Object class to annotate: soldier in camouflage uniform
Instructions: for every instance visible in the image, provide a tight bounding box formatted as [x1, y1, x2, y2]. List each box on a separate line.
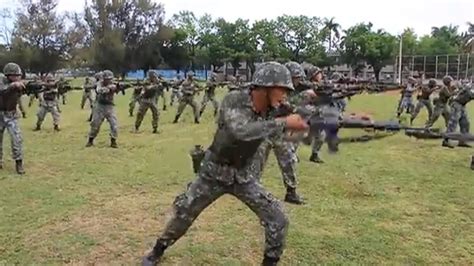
[86, 70, 120, 148]
[330, 73, 347, 113]
[256, 61, 306, 205]
[0, 63, 26, 174]
[199, 72, 220, 117]
[170, 74, 183, 106]
[134, 71, 162, 134]
[307, 66, 326, 163]
[410, 79, 437, 125]
[81, 77, 95, 109]
[173, 71, 201, 124]
[425, 76, 457, 129]
[57, 77, 68, 105]
[142, 62, 308, 266]
[157, 73, 168, 111]
[396, 77, 417, 117]
[34, 74, 61, 131]
[129, 81, 143, 117]
[442, 82, 474, 148]
[87, 72, 102, 122]
[28, 74, 41, 107]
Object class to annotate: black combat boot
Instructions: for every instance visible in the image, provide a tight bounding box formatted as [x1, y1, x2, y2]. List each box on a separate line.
[194, 117, 200, 124]
[110, 138, 118, 148]
[129, 111, 134, 117]
[442, 139, 455, 149]
[135, 125, 140, 133]
[15, 160, 25, 175]
[86, 137, 94, 147]
[163, 105, 167, 111]
[309, 153, 324, 164]
[33, 123, 41, 131]
[410, 117, 415, 125]
[152, 128, 158, 134]
[471, 156, 474, 170]
[22, 112, 26, 118]
[199, 110, 204, 117]
[54, 125, 61, 132]
[142, 242, 167, 266]
[173, 115, 180, 124]
[284, 188, 305, 205]
[262, 256, 279, 266]
[458, 142, 472, 148]
[0, 162, 3, 169]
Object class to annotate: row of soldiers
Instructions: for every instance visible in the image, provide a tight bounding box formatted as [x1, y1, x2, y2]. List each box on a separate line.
[397, 75, 474, 148]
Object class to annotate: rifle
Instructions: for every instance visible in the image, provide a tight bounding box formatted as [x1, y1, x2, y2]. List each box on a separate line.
[405, 129, 474, 142]
[22, 81, 58, 96]
[115, 82, 133, 95]
[271, 103, 430, 144]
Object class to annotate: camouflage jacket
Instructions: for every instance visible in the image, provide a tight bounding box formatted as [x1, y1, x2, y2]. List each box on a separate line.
[453, 85, 474, 106]
[401, 84, 416, 98]
[96, 82, 117, 105]
[180, 78, 199, 97]
[438, 86, 457, 104]
[0, 77, 22, 112]
[202, 90, 286, 185]
[419, 86, 437, 100]
[140, 80, 162, 103]
[205, 81, 218, 96]
[83, 80, 96, 93]
[41, 85, 58, 102]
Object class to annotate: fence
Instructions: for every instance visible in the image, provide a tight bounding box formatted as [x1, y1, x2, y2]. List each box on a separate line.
[395, 53, 473, 80]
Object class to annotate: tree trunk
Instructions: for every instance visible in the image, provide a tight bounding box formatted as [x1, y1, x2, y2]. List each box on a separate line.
[373, 66, 381, 82]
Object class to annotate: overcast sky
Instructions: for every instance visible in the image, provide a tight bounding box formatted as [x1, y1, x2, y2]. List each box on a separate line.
[2, 0, 473, 36]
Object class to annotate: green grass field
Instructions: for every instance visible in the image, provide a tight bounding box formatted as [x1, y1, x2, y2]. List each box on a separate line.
[0, 78, 473, 265]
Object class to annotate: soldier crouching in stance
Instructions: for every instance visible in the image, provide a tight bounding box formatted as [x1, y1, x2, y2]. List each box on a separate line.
[142, 62, 308, 266]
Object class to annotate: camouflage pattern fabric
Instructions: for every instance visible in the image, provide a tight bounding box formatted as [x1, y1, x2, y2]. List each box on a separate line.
[175, 79, 200, 120]
[0, 78, 23, 162]
[37, 101, 61, 126]
[151, 90, 288, 261]
[89, 104, 118, 139]
[81, 79, 96, 109]
[0, 112, 23, 162]
[446, 102, 470, 137]
[200, 82, 219, 116]
[135, 82, 162, 130]
[397, 96, 414, 114]
[129, 89, 141, 115]
[411, 99, 433, 122]
[260, 138, 298, 189]
[425, 102, 450, 128]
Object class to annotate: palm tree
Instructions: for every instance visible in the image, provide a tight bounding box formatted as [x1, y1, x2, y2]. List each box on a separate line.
[323, 17, 341, 52]
[462, 22, 474, 53]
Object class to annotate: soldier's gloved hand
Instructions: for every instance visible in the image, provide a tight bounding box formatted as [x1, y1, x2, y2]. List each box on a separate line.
[278, 114, 308, 131]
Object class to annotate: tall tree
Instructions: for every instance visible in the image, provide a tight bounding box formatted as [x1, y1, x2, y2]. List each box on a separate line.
[12, 0, 69, 73]
[0, 8, 13, 46]
[322, 17, 341, 51]
[462, 22, 474, 53]
[340, 23, 397, 81]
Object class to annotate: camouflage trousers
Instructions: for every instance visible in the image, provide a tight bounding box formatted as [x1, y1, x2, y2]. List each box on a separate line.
[397, 96, 414, 114]
[170, 89, 181, 106]
[199, 94, 219, 115]
[425, 102, 450, 128]
[81, 91, 94, 109]
[156, 175, 288, 260]
[158, 92, 167, 110]
[135, 100, 160, 130]
[89, 104, 118, 139]
[446, 102, 470, 136]
[411, 99, 433, 121]
[129, 94, 140, 115]
[0, 112, 23, 162]
[260, 139, 298, 190]
[335, 99, 347, 113]
[37, 101, 60, 126]
[176, 95, 199, 120]
[59, 93, 67, 105]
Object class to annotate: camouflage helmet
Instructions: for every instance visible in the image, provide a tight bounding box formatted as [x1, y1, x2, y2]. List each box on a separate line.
[187, 71, 194, 77]
[148, 70, 158, 79]
[102, 70, 114, 80]
[428, 79, 437, 87]
[284, 61, 305, 78]
[330, 72, 342, 81]
[251, 61, 294, 91]
[442, 75, 453, 85]
[95, 72, 103, 80]
[307, 66, 322, 79]
[3, 62, 22, 76]
[45, 74, 55, 82]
